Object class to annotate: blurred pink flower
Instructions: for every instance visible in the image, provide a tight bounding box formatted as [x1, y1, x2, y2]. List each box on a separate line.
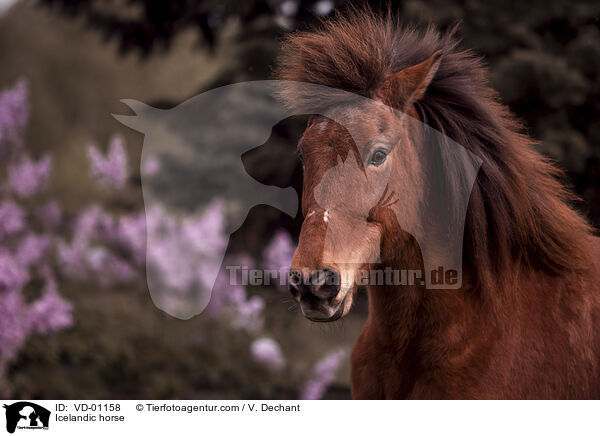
[0, 79, 28, 151]
[0, 200, 25, 238]
[86, 247, 110, 273]
[8, 154, 52, 197]
[37, 201, 62, 228]
[233, 253, 256, 270]
[0, 80, 72, 370]
[250, 337, 286, 370]
[141, 155, 160, 177]
[232, 296, 265, 332]
[182, 200, 227, 257]
[15, 233, 52, 267]
[73, 206, 115, 243]
[263, 230, 295, 272]
[205, 269, 245, 316]
[146, 233, 197, 291]
[107, 256, 134, 281]
[116, 212, 147, 264]
[205, 264, 264, 329]
[300, 349, 346, 400]
[0, 290, 30, 358]
[0, 270, 72, 359]
[56, 205, 139, 285]
[57, 240, 86, 277]
[263, 231, 296, 290]
[87, 135, 128, 188]
[145, 200, 229, 309]
[27, 274, 72, 335]
[0, 249, 29, 291]
[57, 206, 114, 276]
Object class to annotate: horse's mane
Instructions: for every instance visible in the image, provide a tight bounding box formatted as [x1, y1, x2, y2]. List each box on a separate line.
[276, 9, 596, 290]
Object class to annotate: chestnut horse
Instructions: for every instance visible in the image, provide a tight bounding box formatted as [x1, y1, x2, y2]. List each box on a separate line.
[278, 11, 600, 399]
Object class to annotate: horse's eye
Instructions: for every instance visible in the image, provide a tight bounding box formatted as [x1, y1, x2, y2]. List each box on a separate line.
[369, 149, 388, 167]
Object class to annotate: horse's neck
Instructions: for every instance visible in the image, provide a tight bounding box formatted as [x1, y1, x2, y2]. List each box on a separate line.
[365, 262, 484, 361]
[366, 282, 423, 350]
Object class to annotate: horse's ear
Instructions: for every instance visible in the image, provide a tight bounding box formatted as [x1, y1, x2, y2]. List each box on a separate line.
[379, 50, 443, 109]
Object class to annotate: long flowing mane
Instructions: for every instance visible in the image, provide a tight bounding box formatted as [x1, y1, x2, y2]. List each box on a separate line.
[277, 9, 596, 290]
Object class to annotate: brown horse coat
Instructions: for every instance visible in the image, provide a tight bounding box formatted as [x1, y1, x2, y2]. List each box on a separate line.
[278, 10, 600, 399]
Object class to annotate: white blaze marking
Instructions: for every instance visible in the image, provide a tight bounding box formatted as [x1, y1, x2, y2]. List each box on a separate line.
[306, 209, 330, 223]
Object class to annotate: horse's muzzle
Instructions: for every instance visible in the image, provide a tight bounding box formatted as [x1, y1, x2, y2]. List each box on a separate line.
[288, 268, 344, 322]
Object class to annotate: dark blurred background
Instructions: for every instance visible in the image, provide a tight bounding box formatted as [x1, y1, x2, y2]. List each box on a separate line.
[0, 0, 598, 399]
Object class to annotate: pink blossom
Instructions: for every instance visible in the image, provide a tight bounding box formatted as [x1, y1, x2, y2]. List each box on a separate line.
[145, 200, 229, 306]
[232, 296, 265, 332]
[56, 206, 136, 284]
[182, 200, 227, 257]
[108, 256, 134, 281]
[146, 234, 197, 291]
[15, 233, 52, 267]
[206, 268, 247, 313]
[250, 337, 286, 370]
[37, 201, 62, 228]
[300, 349, 346, 400]
[0, 249, 29, 291]
[205, 269, 244, 316]
[73, 206, 116, 243]
[8, 154, 52, 197]
[0, 200, 25, 238]
[116, 213, 147, 264]
[263, 231, 296, 289]
[57, 206, 115, 277]
[87, 135, 128, 188]
[27, 274, 72, 335]
[263, 231, 296, 272]
[233, 253, 256, 271]
[0, 79, 28, 151]
[0, 81, 73, 369]
[205, 265, 267, 333]
[86, 248, 133, 283]
[0, 290, 30, 358]
[57, 206, 113, 276]
[57, 240, 86, 277]
[141, 155, 160, 176]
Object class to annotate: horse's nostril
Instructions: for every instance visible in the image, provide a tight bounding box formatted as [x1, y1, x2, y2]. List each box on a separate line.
[324, 268, 340, 284]
[289, 270, 302, 285]
[289, 268, 341, 300]
[312, 268, 341, 298]
[288, 269, 303, 299]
